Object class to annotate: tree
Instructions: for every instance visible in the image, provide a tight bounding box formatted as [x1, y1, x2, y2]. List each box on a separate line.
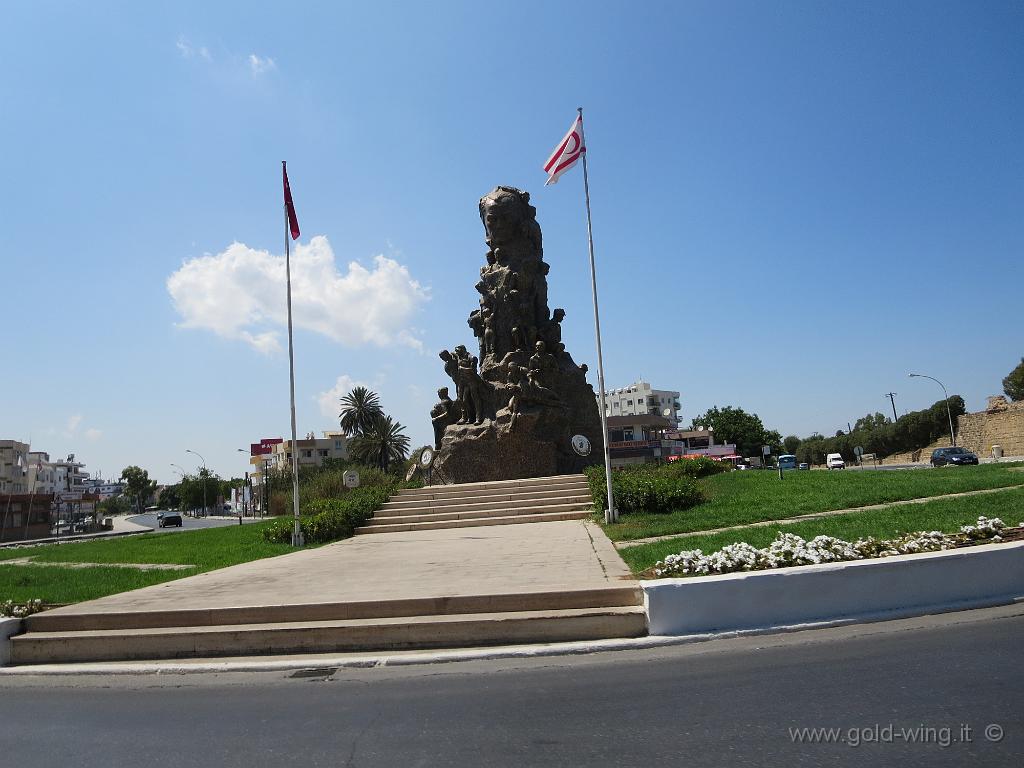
[689, 406, 779, 458]
[854, 413, 890, 433]
[1003, 357, 1024, 401]
[349, 414, 411, 472]
[783, 435, 802, 455]
[119, 466, 157, 515]
[339, 386, 384, 436]
[178, 468, 222, 515]
[157, 485, 180, 510]
[98, 495, 130, 517]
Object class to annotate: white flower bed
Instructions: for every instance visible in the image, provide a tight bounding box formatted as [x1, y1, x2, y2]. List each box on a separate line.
[653, 517, 1014, 578]
[0, 598, 44, 618]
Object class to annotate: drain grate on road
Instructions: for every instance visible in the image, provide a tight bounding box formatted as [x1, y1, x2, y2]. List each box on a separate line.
[289, 667, 339, 680]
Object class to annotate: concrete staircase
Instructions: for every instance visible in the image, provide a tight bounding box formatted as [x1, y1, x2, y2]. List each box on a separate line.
[6, 475, 649, 667]
[356, 474, 594, 534]
[9, 586, 646, 665]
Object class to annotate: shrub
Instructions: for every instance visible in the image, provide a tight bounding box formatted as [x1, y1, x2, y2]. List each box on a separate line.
[662, 456, 730, 479]
[261, 483, 396, 544]
[585, 464, 704, 516]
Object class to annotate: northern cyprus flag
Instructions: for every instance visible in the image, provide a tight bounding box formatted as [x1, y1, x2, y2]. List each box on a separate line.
[543, 115, 586, 185]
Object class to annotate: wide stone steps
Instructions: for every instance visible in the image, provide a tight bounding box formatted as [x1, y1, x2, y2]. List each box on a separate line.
[379, 488, 591, 514]
[356, 473, 595, 535]
[10, 606, 647, 664]
[377, 494, 593, 519]
[393, 474, 591, 500]
[368, 501, 592, 526]
[357, 509, 592, 534]
[11, 585, 645, 665]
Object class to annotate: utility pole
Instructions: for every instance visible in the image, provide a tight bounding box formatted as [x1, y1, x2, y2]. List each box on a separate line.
[885, 392, 898, 422]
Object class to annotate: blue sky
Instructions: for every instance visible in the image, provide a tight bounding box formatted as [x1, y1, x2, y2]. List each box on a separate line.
[2, 1, 1021, 482]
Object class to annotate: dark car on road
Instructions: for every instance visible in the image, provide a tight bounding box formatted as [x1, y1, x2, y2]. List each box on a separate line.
[931, 447, 979, 467]
[157, 511, 184, 528]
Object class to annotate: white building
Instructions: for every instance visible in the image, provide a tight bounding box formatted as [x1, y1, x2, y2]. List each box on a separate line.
[27, 451, 57, 494]
[79, 478, 125, 500]
[600, 379, 681, 426]
[0, 440, 31, 495]
[267, 430, 350, 472]
[50, 455, 90, 497]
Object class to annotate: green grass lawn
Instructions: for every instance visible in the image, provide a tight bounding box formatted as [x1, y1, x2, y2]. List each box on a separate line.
[0, 520, 300, 605]
[619, 485, 1024, 575]
[601, 462, 1024, 542]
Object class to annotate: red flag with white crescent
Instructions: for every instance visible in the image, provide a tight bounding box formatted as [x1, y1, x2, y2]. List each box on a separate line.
[543, 115, 586, 186]
[283, 162, 300, 240]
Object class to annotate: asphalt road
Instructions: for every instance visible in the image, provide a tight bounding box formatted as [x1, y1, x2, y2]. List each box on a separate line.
[2, 604, 1021, 767]
[128, 513, 265, 531]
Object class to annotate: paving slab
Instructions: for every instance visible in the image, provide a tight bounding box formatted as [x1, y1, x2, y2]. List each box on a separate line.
[36, 520, 634, 622]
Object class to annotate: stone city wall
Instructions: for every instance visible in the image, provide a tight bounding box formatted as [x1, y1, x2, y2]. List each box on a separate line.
[880, 396, 1024, 463]
[956, 397, 1024, 458]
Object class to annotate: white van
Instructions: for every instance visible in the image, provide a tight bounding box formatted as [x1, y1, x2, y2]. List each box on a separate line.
[826, 453, 845, 470]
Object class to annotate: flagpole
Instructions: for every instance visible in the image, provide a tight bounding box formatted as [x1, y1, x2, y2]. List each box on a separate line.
[576, 108, 617, 524]
[283, 161, 304, 547]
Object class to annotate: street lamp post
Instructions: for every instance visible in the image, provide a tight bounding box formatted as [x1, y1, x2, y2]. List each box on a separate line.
[186, 449, 208, 517]
[908, 373, 956, 447]
[236, 449, 252, 518]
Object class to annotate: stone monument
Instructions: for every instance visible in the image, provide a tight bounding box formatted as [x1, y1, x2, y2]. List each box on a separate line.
[430, 186, 603, 484]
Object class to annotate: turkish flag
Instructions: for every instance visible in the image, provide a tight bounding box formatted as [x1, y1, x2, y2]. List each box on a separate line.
[283, 163, 300, 240]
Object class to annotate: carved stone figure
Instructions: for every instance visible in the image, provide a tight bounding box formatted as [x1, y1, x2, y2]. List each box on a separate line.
[528, 340, 557, 386]
[482, 311, 496, 356]
[430, 186, 603, 483]
[540, 308, 565, 350]
[430, 387, 458, 448]
[454, 345, 486, 425]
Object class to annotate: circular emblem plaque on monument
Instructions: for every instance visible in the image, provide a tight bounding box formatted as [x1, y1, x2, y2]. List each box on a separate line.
[419, 447, 435, 468]
[571, 434, 592, 457]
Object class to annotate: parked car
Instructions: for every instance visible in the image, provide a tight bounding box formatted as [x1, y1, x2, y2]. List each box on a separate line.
[778, 454, 798, 470]
[826, 453, 845, 470]
[798, 462, 810, 470]
[930, 447, 979, 467]
[157, 511, 183, 528]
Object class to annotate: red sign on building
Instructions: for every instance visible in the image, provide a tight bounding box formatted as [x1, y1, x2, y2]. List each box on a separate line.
[250, 438, 283, 456]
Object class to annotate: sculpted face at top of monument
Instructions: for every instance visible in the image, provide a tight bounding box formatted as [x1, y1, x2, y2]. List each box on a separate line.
[431, 186, 603, 484]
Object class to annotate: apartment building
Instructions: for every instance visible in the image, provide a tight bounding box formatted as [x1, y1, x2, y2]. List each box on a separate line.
[599, 379, 681, 426]
[0, 440, 30, 495]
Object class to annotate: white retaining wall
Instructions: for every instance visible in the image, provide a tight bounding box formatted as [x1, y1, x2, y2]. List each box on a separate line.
[643, 540, 1024, 636]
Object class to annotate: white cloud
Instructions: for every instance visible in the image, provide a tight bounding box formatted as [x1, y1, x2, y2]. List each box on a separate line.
[66, 415, 82, 433]
[176, 36, 211, 61]
[316, 375, 366, 419]
[84, 428, 103, 442]
[167, 236, 429, 354]
[248, 53, 276, 75]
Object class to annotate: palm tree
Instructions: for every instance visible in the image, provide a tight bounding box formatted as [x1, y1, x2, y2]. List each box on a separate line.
[339, 386, 383, 436]
[349, 414, 411, 472]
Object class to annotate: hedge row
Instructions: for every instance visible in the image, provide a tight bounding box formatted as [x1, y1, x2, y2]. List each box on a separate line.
[261, 483, 396, 544]
[585, 458, 725, 516]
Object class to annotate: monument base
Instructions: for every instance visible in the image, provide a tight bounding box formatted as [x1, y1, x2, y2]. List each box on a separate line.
[431, 410, 601, 485]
